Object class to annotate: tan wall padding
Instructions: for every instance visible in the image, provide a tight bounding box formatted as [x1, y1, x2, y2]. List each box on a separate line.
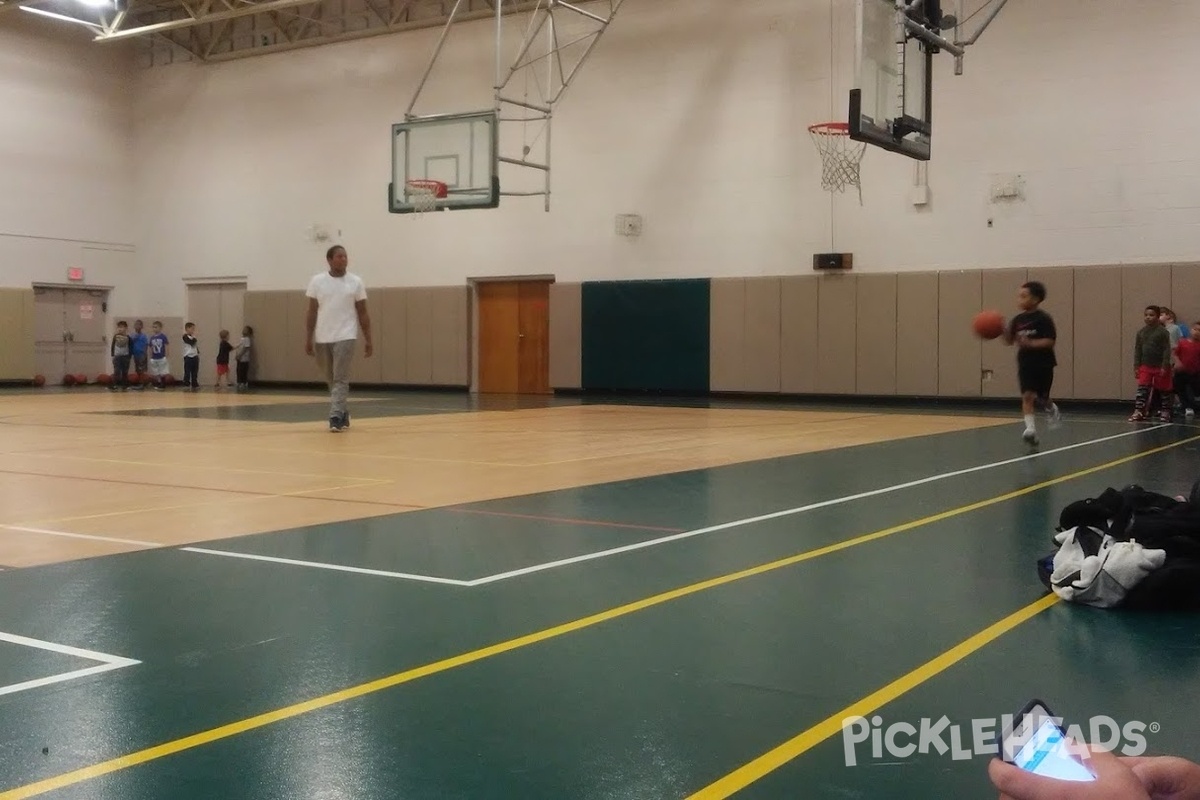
[1072, 266, 1122, 400]
[896, 272, 939, 396]
[1036, 268, 1074, 400]
[243, 291, 287, 382]
[854, 273, 897, 395]
[780, 276, 819, 394]
[1171, 263, 1200, 327]
[286, 292, 315, 382]
[376, 288, 408, 384]
[430, 286, 469, 386]
[245, 286, 469, 387]
[980, 268, 1027, 398]
[709, 278, 745, 392]
[548, 282, 581, 389]
[816, 275, 856, 394]
[0, 289, 35, 380]
[1121, 264, 1172, 398]
[405, 288, 434, 384]
[937, 271, 982, 396]
[744, 277, 782, 392]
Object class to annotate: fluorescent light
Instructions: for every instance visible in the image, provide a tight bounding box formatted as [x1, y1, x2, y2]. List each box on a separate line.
[19, 5, 103, 28]
[75, 0, 109, 7]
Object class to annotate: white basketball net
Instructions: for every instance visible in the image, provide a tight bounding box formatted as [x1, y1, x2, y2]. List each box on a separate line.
[407, 181, 443, 213]
[809, 123, 866, 204]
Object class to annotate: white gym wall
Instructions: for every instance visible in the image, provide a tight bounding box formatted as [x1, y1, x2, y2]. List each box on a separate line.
[0, 14, 137, 314]
[3, 0, 1199, 319]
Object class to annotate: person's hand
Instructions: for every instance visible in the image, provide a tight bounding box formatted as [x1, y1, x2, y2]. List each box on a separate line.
[305, 339, 314, 356]
[988, 746, 1151, 800]
[1123, 756, 1200, 800]
[364, 341, 373, 358]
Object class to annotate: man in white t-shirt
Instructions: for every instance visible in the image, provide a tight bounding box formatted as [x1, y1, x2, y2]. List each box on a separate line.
[305, 244, 373, 431]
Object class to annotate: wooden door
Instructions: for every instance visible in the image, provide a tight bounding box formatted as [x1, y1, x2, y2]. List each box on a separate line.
[477, 280, 551, 394]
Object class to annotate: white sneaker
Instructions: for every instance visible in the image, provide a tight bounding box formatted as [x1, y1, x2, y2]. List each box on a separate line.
[1023, 428, 1039, 446]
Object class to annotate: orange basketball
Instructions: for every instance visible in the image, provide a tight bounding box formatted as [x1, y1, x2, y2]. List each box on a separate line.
[973, 310, 1005, 340]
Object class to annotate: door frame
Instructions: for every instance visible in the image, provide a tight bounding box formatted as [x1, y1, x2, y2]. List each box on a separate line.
[181, 275, 249, 286]
[466, 274, 555, 394]
[33, 284, 115, 380]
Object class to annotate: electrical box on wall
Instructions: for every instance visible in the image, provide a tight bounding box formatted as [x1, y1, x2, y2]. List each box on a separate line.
[813, 252, 852, 271]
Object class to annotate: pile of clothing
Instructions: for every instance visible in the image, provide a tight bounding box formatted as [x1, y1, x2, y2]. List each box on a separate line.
[1038, 483, 1200, 610]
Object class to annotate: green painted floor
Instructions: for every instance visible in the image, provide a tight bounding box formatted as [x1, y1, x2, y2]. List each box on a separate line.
[0, 409, 1198, 799]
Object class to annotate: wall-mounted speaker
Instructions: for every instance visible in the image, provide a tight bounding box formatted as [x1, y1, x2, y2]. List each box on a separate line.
[813, 252, 852, 271]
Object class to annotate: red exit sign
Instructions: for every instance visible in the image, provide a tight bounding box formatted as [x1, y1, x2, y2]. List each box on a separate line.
[67, 267, 84, 282]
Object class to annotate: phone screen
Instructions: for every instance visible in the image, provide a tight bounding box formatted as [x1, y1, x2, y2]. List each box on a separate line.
[1010, 715, 1097, 782]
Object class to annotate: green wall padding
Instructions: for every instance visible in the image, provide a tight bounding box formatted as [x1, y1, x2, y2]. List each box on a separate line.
[580, 279, 710, 392]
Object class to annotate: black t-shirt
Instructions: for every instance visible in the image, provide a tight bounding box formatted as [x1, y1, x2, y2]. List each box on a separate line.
[217, 340, 234, 365]
[1009, 309, 1057, 368]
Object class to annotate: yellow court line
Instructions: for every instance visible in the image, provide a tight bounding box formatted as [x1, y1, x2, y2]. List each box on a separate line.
[1, 433, 1194, 800]
[686, 593, 1060, 799]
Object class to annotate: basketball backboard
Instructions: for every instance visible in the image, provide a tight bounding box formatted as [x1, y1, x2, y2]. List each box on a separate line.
[849, 0, 946, 161]
[389, 111, 499, 214]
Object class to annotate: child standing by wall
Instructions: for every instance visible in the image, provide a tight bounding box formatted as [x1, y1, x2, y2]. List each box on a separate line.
[235, 325, 253, 391]
[1132, 305, 1173, 422]
[215, 329, 233, 390]
[148, 321, 170, 391]
[110, 320, 131, 391]
[1174, 324, 1200, 418]
[130, 319, 148, 390]
[182, 322, 200, 392]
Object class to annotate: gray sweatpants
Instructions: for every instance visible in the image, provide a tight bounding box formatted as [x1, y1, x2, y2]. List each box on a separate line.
[314, 339, 355, 417]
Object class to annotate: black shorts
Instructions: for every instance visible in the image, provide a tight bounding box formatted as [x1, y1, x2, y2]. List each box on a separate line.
[1018, 363, 1054, 397]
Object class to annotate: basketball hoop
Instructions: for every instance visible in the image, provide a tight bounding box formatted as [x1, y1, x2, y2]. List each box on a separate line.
[406, 179, 448, 212]
[808, 122, 866, 204]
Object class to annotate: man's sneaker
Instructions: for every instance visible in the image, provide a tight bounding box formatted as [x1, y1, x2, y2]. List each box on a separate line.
[341, 411, 350, 429]
[329, 415, 343, 432]
[1023, 428, 1039, 447]
[1129, 411, 1146, 422]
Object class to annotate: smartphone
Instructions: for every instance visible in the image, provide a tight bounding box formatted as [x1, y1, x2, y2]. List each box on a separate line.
[1000, 700, 1097, 782]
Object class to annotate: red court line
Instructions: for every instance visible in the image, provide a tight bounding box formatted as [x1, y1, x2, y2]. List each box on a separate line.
[0, 467, 424, 510]
[446, 507, 686, 533]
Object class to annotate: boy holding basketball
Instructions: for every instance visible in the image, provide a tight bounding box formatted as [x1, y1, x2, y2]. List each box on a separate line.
[1003, 281, 1059, 446]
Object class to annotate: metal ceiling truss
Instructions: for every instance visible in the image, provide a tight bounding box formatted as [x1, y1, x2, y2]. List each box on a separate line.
[5, 0, 562, 66]
[404, 0, 626, 210]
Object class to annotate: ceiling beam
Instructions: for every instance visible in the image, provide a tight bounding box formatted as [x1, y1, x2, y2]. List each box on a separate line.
[93, 0, 325, 41]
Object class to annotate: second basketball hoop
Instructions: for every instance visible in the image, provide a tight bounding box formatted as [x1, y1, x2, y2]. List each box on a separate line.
[808, 122, 867, 204]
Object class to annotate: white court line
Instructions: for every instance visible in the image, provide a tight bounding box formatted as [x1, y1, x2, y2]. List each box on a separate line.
[0, 631, 140, 698]
[462, 425, 1167, 585]
[176, 425, 1168, 587]
[0, 525, 158, 548]
[180, 547, 474, 586]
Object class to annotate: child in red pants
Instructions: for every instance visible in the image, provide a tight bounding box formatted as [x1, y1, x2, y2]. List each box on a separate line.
[1132, 305, 1173, 422]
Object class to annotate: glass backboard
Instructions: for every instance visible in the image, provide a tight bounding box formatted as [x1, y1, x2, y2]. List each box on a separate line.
[849, 0, 935, 160]
[390, 110, 499, 213]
